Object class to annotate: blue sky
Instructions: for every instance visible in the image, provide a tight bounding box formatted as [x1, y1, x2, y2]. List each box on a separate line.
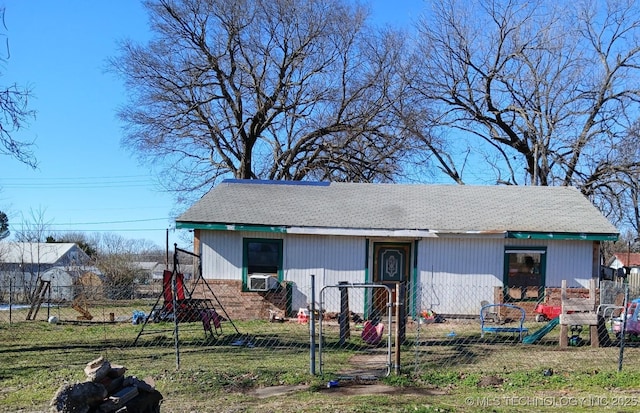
[0, 0, 425, 249]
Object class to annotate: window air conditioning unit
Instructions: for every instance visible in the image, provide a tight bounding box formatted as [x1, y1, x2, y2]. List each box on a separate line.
[248, 274, 279, 292]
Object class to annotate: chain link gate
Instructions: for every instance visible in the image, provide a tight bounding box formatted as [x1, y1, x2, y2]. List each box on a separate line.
[317, 283, 394, 378]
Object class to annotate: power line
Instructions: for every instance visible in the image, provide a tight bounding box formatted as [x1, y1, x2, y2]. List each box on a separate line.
[0, 175, 159, 190]
[2, 182, 153, 190]
[49, 228, 171, 233]
[3, 184, 152, 189]
[53, 218, 169, 226]
[14, 218, 171, 227]
[2, 175, 150, 181]
[58, 206, 170, 212]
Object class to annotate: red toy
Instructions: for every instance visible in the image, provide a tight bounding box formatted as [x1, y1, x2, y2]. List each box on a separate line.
[361, 320, 385, 345]
[534, 303, 563, 322]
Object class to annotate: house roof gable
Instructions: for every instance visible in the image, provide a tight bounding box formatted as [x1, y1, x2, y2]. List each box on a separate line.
[176, 180, 618, 239]
[611, 253, 640, 267]
[0, 242, 88, 265]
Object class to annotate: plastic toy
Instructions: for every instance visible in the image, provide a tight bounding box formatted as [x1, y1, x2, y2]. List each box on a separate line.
[612, 298, 640, 339]
[533, 303, 563, 322]
[569, 325, 584, 346]
[361, 320, 384, 345]
[522, 316, 559, 344]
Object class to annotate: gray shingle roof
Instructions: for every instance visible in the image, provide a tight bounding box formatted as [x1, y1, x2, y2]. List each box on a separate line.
[176, 180, 618, 235]
[0, 242, 80, 264]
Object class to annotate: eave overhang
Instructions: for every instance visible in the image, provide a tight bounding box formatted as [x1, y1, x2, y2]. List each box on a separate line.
[177, 222, 617, 241]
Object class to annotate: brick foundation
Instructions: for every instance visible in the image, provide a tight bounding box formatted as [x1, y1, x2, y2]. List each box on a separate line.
[493, 285, 602, 321]
[189, 279, 291, 321]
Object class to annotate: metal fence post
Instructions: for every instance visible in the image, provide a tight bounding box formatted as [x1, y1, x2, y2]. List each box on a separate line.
[338, 281, 350, 345]
[394, 283, 403, 375]
[310, 274, 316, 375]
[172, 246, 180, 370]
[618, 283, 629, 372]
[9, 277, 12, 324]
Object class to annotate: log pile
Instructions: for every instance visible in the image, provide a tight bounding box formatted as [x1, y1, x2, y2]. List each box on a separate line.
[50, 357, 163, 413]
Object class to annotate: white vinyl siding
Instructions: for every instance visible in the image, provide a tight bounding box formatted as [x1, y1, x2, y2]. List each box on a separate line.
[284, 234, 366, 312]
[538, 240, 594, 288]
[416, 237, 505, 316]
[415, 237, 597, 315]
[199, 230, 598, 317]
[199, 230, 284, 281]
[198, 231, 366, 312]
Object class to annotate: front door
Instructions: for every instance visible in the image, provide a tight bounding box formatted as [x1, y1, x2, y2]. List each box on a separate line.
[372, 242, 411, 317]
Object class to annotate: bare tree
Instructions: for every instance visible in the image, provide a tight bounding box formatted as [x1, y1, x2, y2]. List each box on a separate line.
[614, 122, 640, 234]
[94, 233, 161, 299]
[8, 209, 53, 300]
[13, 208, 52, 243]
[406, 0, 640, 211]
[111, 0, 412, 198]
[0, 211, 8, 240]
[46, 232, 100, 259]
[0, 7, 36, 168]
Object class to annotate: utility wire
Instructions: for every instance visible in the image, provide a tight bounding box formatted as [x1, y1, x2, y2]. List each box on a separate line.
[2, 175, 150, 180]
[49, 228, 170, 233]
[0, 175, 157, 189]
[24, 218, 171, 226]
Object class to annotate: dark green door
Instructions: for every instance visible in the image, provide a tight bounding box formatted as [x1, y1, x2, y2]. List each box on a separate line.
[372, 243, 410, 316]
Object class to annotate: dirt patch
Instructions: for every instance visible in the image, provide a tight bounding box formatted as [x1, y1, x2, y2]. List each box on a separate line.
[247, 384, 309, 399]
[246, 382, 445, 399]
[246, 349, 443, 401]
[319, 383, 445, 397]
[477, 375, 504, 387]
[339, 351, 390, 377]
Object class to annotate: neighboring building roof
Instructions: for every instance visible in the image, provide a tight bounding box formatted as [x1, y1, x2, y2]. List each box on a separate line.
[133, 261, 161, 271]
[0, 242, 87, 265]
[133, 262, 187, 279]
[176, 180, 619, 240]
[610, 253, 640, 268]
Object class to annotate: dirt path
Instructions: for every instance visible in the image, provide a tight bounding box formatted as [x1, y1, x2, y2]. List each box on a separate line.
[247, 348, 444, 400]
[339, 351, 390, 378]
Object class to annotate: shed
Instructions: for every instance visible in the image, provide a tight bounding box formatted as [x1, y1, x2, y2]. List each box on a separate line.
[176, 180, 618, 319]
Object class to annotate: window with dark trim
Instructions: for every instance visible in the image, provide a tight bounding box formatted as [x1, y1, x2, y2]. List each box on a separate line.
[243, 238, 283, 288]
[504, 247, 546, 301]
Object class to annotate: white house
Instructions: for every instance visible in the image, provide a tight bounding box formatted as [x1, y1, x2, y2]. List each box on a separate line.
[175, 180, 618, 319]
[0, 242, 100, 301]
[608, 252, 640, 274]
[607, 252, 640, 288]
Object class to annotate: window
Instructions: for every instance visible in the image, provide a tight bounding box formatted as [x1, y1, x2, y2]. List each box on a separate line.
[504, 247, 546, 300]
[243, 238, 283, 289]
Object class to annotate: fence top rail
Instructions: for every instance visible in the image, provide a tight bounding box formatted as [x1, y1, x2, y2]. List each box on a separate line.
[319, 283, 393, 294]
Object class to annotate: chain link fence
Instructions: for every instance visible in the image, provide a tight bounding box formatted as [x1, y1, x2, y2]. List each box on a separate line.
[411, 280, 640, 378]
[2, 276, 640, 382]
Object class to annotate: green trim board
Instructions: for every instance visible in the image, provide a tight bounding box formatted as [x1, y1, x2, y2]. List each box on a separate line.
[364, 239, 370, 318]
[507, 231, 618, 241]
[411, 239, 419, 319]
[177, 222, 287, 233]
[177, 222, 618, 241]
